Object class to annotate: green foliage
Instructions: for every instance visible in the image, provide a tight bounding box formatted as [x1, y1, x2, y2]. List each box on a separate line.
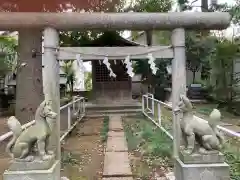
[60, 31, 100, 47]
[0, 0, 125, 12]
[84, 72, 92, 91]
[177, 0, 189, 10]
[177, 0, 188, 5]
[0, 36, 17, 77]
[153, 59, 172, 87]
[61, 151, 79, 166]
[134, 58, 171, 92]
[208, 39, 239, 102]
[61, 60, 76, 96]
[129, 0, 172, 93]
[222, 137, 240, 180]
[156, 31, 172, 45]
[140, 125, 172, 159]
[0, 53, 9, 77]
[133, 0, 173, 12]
[210, 1, 240, 26]
[123, 116, 173, 168]
[224, 150, 240, 180]
[100, 116, 109, 143]
[230, 0, 240, 25]
[185, 31, 217, 83]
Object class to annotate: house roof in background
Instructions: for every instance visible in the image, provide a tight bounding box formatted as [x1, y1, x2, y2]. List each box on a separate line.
[77, 31, 146, 47]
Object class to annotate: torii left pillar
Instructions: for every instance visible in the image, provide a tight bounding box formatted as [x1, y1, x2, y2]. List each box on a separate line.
[42, 26, 61, 179]
[3, 27, 61, 180]
[42, 27, 61, 161]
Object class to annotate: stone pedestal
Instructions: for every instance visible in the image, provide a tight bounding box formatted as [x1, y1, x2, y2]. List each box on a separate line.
[7, 155, 56, 171]
[3, 160, 60, 180]
[175, 158, 230, 180]
[179, 151, 225, 164]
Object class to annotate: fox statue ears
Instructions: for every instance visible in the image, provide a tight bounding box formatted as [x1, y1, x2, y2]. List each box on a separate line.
[44, 100, 52, 106]
[39, 99, 52, 109]
[179, 94, 193, 110]
[44, 94, 53, 106]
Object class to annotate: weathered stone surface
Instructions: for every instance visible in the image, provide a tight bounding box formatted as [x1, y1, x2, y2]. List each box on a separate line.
[103, 178, 133, 180]
[175, 158, 230, 180]
[0, 12, 231, 30]
[6, 100, 58, 162]
[179, 151, 225, 164]
[108, 131, 125, 137]
[109, 116, 123, 131]
[177, 95, 224, 154]
[8, 155, 55, 171]
[61, 177, 70, 180]
[166, 172, 175, 180]
[103, 152, 132, 177]
[3, 160, 60, 180]
[106, 137, 128, 152]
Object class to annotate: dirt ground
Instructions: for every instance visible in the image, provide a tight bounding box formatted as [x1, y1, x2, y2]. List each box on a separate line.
[61, 116, 105, 180]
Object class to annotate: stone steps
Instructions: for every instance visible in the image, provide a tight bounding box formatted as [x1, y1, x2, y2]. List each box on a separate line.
[103, 152, 132, 177]
[102, 115, 133, 180]
[86, 101, 142, 116]
[86, 102, 141, 110]
[86, 104, 141, 110]
[86, 109, 142, 116]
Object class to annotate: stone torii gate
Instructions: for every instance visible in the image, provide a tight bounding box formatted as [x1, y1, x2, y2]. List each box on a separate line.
[0, 12, 230, 180]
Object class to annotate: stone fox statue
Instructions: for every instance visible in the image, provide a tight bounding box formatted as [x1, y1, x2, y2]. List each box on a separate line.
[178, 95, 224, 154]
[6, 100, 57, 161]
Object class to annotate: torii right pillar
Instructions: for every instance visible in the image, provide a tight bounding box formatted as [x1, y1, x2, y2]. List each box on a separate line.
[171, 28, 230, 180]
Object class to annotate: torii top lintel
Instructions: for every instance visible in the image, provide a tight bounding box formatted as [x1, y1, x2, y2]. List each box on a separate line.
[0, 12, 231, 31]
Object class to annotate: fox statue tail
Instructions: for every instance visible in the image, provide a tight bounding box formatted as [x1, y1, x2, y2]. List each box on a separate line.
[209, 109, 221, 129]
[6, 116, 23, 157]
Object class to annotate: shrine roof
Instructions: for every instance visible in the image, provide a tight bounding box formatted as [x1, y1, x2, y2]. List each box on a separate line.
[84, 31, 146, 47]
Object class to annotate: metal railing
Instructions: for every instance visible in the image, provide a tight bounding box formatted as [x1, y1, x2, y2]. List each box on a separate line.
[142, 94, 173, 140]
[0, 96, 85, 143]
[142, 93, 240, 140]
[59, 96, 85, 142]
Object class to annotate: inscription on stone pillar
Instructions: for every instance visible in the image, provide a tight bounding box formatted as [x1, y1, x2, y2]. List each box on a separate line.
[200, 169, 217, 180]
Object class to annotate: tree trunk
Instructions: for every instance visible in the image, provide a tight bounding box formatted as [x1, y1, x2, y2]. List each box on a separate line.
[201, 0, 208, 12]
[192, 71, 196, 83]
[201, 0, 210, 36]
[15, 29, 43, 124]
[146, 30, 153, 94]
[70, 81, 74, 98]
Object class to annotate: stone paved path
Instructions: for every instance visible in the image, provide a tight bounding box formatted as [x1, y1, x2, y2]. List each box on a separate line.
[103, 115, 133, 180]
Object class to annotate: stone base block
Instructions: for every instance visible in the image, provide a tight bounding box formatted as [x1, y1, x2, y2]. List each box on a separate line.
[8, 155, 56, 171]
[108, 131, 125, 137]
[103, 152, 132, 177]
[106, 136, 128, 152]
[3, 160, 60, 180]
[175, 158, 230, 180]
[179, 151, 225, 164]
